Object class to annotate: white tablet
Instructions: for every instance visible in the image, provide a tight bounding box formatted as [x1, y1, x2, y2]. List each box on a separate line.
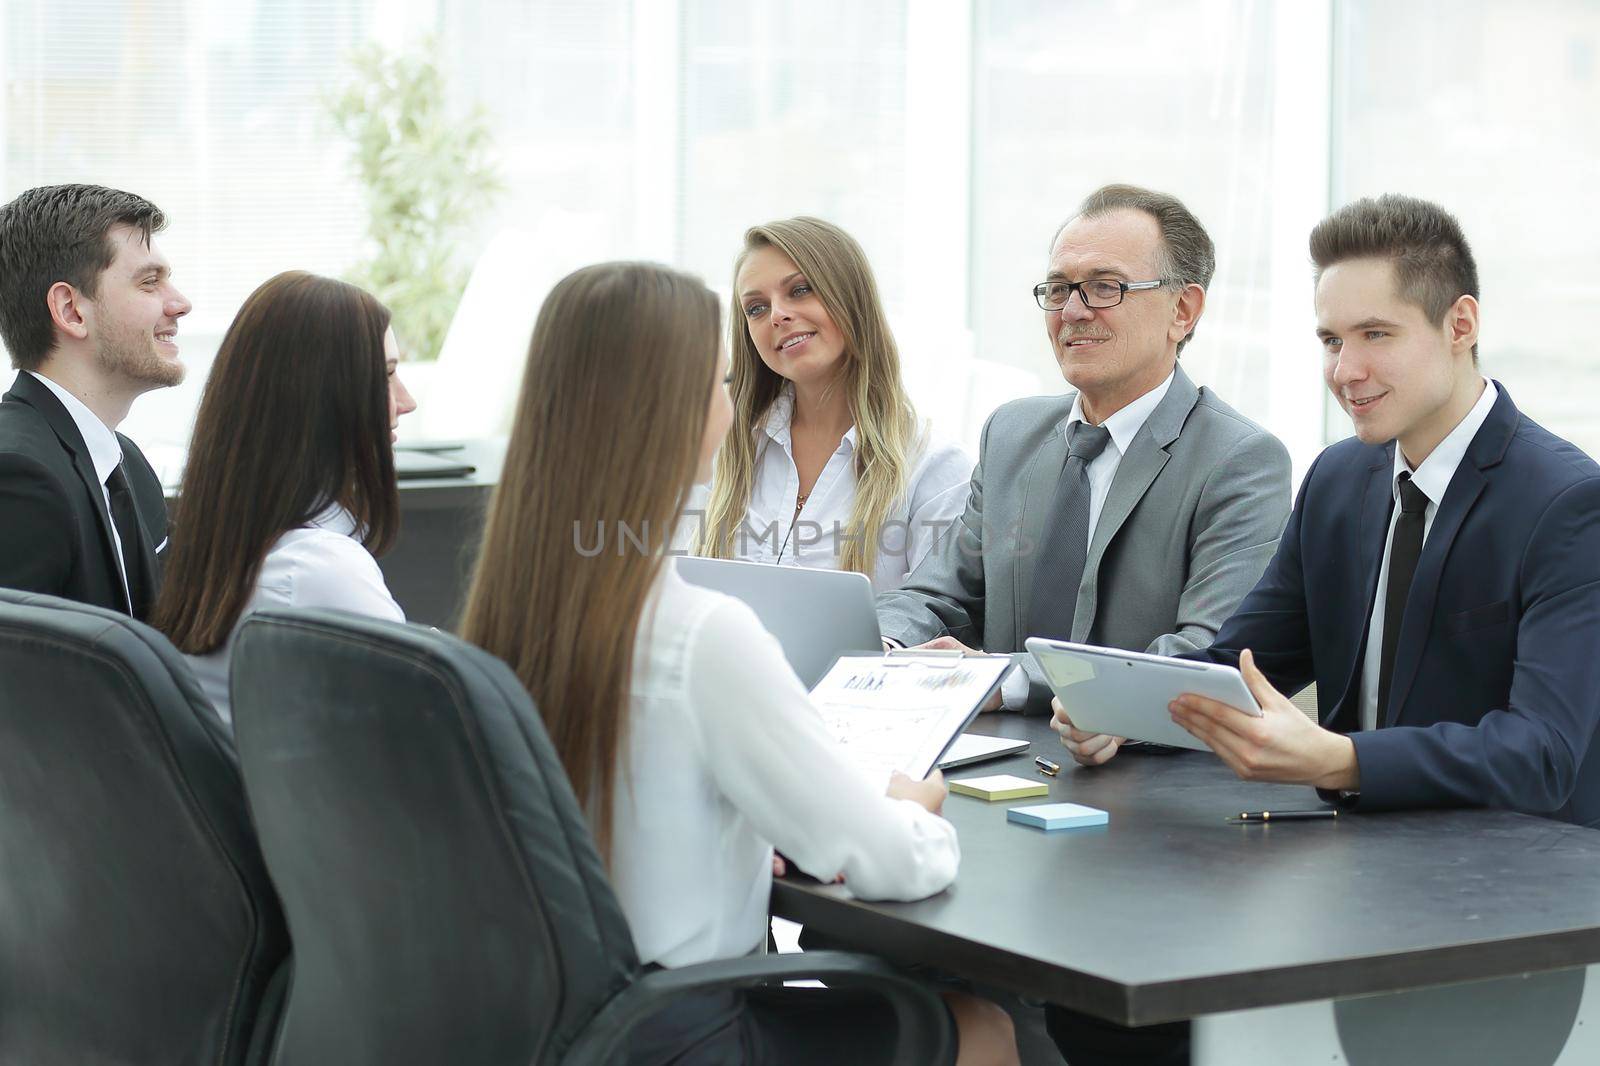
[1025, 638, 1261, 752]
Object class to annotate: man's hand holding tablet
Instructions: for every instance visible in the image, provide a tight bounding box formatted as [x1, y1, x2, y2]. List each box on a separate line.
[1030, 638, 1259, 755]
[1168, 648, 1360, 791]
[1051, 701, 1126, 767]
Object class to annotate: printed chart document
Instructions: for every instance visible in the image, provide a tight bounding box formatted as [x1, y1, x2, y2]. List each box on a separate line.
[809, 653, 1013, 785]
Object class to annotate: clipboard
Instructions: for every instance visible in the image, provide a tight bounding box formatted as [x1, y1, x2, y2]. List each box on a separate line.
[808, 650, 1013, 784]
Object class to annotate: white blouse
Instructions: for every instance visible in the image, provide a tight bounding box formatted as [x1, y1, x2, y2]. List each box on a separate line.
[688, 388, 974, 592]
[610, 562, 960, 968]
[186, 507, 404, 726]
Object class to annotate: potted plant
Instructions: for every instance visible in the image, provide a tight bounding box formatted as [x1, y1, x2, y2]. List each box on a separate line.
[328, 35, 502, 376]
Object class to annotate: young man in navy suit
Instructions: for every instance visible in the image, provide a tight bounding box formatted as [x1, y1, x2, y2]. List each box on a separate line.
[0, 185, 191, 620]
[1074, 194, 1600, 826]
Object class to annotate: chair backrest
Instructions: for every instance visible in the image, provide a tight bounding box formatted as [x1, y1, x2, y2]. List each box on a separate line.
[230, 609, 639, 1066]
[0, 589, 288, 1066]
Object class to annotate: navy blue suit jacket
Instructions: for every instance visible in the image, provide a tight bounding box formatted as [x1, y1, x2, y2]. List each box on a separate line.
[1195, 384, 1600, 826]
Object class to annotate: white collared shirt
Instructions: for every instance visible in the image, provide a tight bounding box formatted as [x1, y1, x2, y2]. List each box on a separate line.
[1062, 369, 1176, 540]
[688, 387, 973, 592]
[1358, 379, 1498, 731]
[1001, 369, 1175, 707]
[186, 505, 404, 726]
[26, 370, 133, 609]
[612, 562, 958, 967]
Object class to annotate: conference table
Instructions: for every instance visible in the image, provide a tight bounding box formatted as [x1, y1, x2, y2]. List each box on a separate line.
[772, 714, 1600, 1065]
[171, 435, 1600, 1062]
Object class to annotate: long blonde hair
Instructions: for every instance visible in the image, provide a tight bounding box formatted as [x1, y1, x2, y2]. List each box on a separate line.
[697, 217, 919, 574]
[458, 262, 720, 864]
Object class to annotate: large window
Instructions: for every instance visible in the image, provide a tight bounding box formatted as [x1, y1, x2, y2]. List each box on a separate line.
[973, 0, 1280, 414]
[440, 0, 636, 258]
[4, 0, 375, 472]
[4, 1, 1598, 477]
[1331, 0, 1600, 455]
[678, 1, 909, 298]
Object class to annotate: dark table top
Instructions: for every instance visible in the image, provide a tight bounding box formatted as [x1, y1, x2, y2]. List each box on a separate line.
[771, 713, 1600, 1025]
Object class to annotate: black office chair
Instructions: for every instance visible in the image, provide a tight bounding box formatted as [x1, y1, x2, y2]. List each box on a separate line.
[0, 589, 289, 1066]
[229, 608, 953, 1065]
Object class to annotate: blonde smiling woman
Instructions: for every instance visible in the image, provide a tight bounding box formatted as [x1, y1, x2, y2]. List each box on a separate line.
[696, 217, 972, 591]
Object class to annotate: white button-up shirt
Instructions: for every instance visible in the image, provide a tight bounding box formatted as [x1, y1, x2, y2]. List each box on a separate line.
[689, 388, 973, 592]
[1358, 379, 1498, 731]
[614, 563, 959, 967]
[26, 370, 133, 609]
[186, 505, 404, 726]
[1062, 369, 1176, 539]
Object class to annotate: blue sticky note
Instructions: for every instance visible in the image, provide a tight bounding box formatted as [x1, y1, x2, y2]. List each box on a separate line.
[1007, 802, 1109, 831]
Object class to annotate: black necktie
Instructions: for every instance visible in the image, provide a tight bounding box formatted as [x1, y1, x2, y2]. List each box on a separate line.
[1027, 421, 1113, 642]
[1374, 472, 1429, 727]
[106, 464, 149, 618]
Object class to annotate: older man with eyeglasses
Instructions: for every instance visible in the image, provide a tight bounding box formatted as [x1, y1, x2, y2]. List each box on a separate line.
[877, 182, 1292, 1062]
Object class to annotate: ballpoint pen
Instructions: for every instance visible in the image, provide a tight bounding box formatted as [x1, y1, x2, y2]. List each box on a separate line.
[1229, 809, 1338, 823]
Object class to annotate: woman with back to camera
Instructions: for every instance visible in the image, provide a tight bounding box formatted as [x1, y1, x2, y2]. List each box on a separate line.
[695, 217, 971, 590]
[458, 261, 1016, 1065]
[152, 270, 415, 726]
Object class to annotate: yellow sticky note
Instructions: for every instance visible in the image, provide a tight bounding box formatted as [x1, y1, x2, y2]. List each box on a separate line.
[949, 774, 1051, 802]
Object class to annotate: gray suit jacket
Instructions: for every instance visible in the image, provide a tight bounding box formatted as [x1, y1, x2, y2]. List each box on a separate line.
[877, 365, 1291, 713]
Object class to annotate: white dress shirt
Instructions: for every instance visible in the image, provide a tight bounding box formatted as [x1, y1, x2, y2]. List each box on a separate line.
[187, 506, 404, 726]
[612, 561, 960, 968]
[26, 370, 133, 609]
[1061, 369, 1177, 539]
[687, 387, 973, 592]
[1000, 370, 1176, 707]
[1358, 379, 1498, 731]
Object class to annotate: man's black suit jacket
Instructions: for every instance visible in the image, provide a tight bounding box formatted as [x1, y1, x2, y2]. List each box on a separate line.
[0, 370, 167, 619]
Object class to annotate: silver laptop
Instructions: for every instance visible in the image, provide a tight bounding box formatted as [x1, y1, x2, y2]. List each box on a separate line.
[673, 556, 882, 688]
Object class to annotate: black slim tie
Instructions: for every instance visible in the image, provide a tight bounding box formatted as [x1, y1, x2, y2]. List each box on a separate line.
[1027, 421, 1113, 642]
[1374, 472, 1429, 727]
[106, 464, 149, 617]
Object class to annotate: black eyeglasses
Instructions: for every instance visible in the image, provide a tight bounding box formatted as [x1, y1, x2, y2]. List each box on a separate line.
[1033, 278, 1167, 311]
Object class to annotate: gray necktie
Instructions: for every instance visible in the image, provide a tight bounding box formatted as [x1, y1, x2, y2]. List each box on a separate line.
[1027, 421, 1113, 642]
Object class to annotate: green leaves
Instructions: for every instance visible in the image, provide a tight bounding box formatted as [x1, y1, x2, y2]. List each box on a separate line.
[327, 36, 502, 361]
